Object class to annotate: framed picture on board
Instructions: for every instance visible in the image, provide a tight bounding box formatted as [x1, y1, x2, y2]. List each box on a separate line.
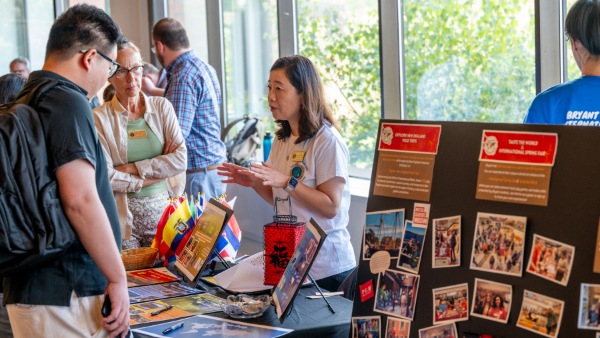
[373, 268, 420, 321]
[272, 218, 327, 322]
[432, 215, 461, 268]
[470, 278, 512, 323]
[432, 283, 469, 324]
[578, 283, 600, 330]
[470, 212, 527, 277]
[517, 289, 564, 338]
[363, 209, 405, 260]
[174, 199, 233, 288]
[351, 316, 381, 338]
[526, 234, 575, 286]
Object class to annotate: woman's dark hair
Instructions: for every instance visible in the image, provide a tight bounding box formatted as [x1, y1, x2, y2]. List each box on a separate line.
[0, 73, 26, 104]
[492, 295, 504, 308]
[566, 0, 600, 56]
[271, 55, 339, 143]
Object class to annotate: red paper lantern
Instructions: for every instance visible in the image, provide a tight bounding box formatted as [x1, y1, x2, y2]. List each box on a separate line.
[263, 197, 305, 286]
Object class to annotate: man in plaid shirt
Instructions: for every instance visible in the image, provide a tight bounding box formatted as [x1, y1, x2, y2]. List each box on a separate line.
[152, 17, 226, 200]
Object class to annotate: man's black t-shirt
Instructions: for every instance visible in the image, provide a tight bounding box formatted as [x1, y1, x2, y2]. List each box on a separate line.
[3, 71, 121, 306]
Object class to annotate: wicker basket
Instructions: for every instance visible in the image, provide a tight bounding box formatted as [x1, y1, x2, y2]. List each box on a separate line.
[121, 247, 158, 271]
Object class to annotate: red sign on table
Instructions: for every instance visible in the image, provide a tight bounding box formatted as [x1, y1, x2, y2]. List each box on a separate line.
[479, 130, 558, 166]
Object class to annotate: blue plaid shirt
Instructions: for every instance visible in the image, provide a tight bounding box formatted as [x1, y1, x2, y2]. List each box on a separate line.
[165, 50, 226, 170]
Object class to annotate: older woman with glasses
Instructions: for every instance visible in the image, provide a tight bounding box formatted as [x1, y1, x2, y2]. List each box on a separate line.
[93, 40, 187, 249]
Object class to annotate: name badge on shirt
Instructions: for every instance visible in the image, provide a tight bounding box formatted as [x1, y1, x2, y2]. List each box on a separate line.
[128, 130, 147, 139]
[290, 151, 305, 162]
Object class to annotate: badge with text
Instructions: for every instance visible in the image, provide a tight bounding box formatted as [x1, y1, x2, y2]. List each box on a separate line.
[290, 151, 305, 162]
[373, 123, 442, 201]
[129, 130, 147, 139]
[476, 130, 558, 206]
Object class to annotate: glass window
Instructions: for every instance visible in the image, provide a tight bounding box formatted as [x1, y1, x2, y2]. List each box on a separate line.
[297, 0, 380, 176]
[222, 0, 278, 124]
[566, 0, 580, 81]
[167, 0, 209, 62]
[0, 0, 54, 73]
[403, 1, 535, 123]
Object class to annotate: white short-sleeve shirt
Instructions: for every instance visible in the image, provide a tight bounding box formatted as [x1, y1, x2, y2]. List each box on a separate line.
[267, 124, 356, 280]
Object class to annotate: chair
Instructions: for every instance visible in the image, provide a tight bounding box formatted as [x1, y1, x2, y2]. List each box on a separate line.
[337, 267, 358, 300]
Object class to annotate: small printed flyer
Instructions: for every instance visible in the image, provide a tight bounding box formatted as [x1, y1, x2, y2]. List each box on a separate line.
[475, 130, 558, 206]
[373, 123, 442, 201]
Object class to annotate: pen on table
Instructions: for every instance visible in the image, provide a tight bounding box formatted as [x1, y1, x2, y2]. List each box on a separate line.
[162, 322, 184, 334]
[150, 304, 173, 316]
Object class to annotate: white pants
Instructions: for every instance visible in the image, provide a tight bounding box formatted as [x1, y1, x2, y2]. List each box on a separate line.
[7, 292, 109, 338]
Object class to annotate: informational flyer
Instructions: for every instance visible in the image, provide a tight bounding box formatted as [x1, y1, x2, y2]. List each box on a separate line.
[129, 293, 225, 325]
[373, 123, 441, 201]
[476, 130, 558, 206]
[132, 315, 292, 338]
[127, 267, 179, 287]
[128, 282, 203, 304]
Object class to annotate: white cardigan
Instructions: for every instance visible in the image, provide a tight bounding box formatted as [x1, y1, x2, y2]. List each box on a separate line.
[93, 93, 187, 239]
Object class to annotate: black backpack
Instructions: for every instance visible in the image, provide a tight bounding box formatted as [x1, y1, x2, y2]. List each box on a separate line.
[0, 80, 77, 277]
[221, 116, 264, 167]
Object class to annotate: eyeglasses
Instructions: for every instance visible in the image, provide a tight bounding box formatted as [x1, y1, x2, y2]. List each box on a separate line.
[81, 49, 121, 78]
[113, 65, 144, 79]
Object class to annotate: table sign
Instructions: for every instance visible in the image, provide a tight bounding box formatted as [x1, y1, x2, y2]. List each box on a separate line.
[476, 130, 558, 206]
[373, 123, 442, 201]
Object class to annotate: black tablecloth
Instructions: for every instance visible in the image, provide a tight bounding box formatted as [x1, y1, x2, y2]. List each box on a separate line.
[132, 283, 352, 338]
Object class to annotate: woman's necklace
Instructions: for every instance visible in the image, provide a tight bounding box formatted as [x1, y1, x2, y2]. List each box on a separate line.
[285, 135, 300, 161]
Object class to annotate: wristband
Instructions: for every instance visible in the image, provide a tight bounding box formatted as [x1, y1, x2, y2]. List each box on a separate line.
[284, 176, 299, 193]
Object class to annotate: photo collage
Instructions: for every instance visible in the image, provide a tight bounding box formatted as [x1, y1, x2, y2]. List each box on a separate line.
[353, 210, 579, 338]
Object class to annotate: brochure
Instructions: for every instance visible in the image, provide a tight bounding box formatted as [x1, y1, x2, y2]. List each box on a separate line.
[132, 314, 292, 337]
[129, 282, 203, 304]
[130, 293, 225, 326]
[127, 267, 179, 287]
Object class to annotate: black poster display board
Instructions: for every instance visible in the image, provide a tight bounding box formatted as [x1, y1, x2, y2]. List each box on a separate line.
[351, 120, 600, 337]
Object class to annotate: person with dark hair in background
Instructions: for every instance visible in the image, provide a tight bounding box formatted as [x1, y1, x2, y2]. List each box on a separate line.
[103, 83, 116, 102]
[218, 55, 356, 292]
[93, 40, 186, 250]
[3, 4, 130, 338]
[525, 0, 600, 125]
[488, 295, 508, 320]
[9, 57, 30, 78]
[0, 72, 26, 338]
[0, 73, 26, 104]
[152, 17, 227, 200]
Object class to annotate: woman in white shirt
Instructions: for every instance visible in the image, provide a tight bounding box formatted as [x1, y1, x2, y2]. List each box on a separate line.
[94, 40, 186, 249]
[219, 55, 356, 291]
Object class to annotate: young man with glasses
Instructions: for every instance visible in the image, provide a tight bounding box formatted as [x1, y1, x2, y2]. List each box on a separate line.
[3, 4, 130, 338]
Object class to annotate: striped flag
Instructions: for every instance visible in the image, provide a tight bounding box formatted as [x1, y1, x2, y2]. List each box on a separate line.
[212, 196, 242, 260]
[155, 196, 195, 265]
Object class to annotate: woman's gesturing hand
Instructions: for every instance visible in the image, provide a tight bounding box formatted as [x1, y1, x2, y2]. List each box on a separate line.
[249, 162, 288, 189]
[218, 162, 260, 187]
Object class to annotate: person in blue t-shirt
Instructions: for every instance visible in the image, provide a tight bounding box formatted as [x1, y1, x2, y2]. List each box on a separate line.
[524, 0, 600, 126]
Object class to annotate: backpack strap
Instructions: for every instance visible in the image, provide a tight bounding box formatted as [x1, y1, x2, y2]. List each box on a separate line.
[221, 115, 249, 141]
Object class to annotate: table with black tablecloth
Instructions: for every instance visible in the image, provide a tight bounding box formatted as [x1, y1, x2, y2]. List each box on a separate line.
[131, 275, 352, 337]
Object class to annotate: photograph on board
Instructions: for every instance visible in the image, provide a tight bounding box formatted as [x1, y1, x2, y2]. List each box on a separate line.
[470, 212, 527, 277]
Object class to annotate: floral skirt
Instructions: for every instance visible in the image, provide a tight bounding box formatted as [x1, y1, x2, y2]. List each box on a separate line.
[122, 191, 170, 249]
